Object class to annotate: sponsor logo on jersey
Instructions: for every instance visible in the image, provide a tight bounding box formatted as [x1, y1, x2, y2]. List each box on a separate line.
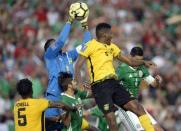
[81, 45, 87, 52]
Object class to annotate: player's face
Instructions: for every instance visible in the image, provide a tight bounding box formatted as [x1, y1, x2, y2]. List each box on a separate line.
[134, 55, 143, 60]
[71, 80, 77, 91]
[102, 29, 113, 45]
[132, 55, 143, 68]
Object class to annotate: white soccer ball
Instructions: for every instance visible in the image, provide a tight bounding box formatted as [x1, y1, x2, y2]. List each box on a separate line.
[69, 2, 89, 21]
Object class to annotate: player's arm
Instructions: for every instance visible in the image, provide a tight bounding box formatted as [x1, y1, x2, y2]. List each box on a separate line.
[44, 5, 76, 59]
[44, 8, 75, 59]
[75, 55, 87, 88]
[48, 101, 77, 111]
[46, 111, 71, 124]
[76, 86, 93, 99]
[68, 7, 91, 61]
[75, 41, 94, 88]
[68, 30, 91, 61]
[82, 82, 93, 98]
[84, 106, 104, 118]
[117, 53, 155, 67]
[143, 75, 162, 88]
[44, 23, 71, 59]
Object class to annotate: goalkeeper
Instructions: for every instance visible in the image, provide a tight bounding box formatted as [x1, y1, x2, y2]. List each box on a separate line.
[116, 47, 164, 131]
[44, 3, 91, 131]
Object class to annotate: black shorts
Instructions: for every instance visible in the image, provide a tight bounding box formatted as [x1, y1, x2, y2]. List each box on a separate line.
[92, 79, 135, 114]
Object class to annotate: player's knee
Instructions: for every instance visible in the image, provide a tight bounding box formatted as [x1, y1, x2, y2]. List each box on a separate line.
[135, 104, 145, 116]
[105, 112, 117, 127]
[124, 100, 145, 116]
[154, 124, 164, 131]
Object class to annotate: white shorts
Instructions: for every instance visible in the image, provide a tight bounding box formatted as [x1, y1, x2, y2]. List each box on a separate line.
[115, 108, 157, 131]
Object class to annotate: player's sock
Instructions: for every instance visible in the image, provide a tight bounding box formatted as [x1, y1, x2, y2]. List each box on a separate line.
[139, 114, 154, 131]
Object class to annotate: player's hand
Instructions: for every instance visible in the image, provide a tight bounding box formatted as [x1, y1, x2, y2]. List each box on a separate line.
[68, 4, 76, 24]
[80, 11, 89, 30]
[79, 81, 91, 92]
[154, 124, 164, 131]
[71, 104, 83, 112]
[144, 61, 157, 68]
[155, 75, 162, 84]
[79, 83, 85, 91]
[83, 81, 91, 89]
[74, 104, 83, 111]
[56, 112, 66, 123]
[62, 112, 71, 127]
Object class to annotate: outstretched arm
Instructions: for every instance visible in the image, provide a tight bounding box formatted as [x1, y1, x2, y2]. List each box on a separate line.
[48, 101, 76, 111]
[74, 55, 87, 87]
[45, 111, 71, 125]
[45, 23, 71, 59]
[143, 75, 162, 88]
[117, 53, 156, 67]
[68, 30, 91, 61]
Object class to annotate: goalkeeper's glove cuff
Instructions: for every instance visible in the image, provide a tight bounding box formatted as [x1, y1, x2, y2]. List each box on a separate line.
[67, 17, 74, 24]
[80, 17, 88, 30]
[81, 22, 88, 30]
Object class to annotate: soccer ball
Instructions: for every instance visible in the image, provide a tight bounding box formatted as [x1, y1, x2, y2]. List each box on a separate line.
[69, 2, 89, 21]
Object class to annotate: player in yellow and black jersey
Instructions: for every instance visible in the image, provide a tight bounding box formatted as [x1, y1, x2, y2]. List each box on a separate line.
[14, 79, 77, 131]
[75, 23, 156, 131]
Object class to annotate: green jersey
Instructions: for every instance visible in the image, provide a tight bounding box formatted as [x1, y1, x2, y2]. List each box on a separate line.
[89, 106, 109, 131]
[116, 63, 150, 98]
[61, 90, 88, 131]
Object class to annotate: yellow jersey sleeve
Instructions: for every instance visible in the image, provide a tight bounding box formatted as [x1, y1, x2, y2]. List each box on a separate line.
[79, 41, 95, 57]
[38, 99, 49, 111]
[112, 44, 121, 57]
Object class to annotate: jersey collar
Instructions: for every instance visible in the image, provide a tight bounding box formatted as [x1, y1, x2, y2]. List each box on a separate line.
[61, 93, 76, 99]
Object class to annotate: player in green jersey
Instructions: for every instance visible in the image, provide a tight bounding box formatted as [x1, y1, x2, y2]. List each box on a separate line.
[116, 47, 163, 131]
[59, 72, 98, 131]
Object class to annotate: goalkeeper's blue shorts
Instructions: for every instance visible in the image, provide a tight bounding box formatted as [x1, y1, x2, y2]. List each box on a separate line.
[45, 92, 63, 130]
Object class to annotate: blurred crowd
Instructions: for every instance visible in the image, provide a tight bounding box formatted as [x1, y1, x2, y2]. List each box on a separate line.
[0, 0, 181, 130]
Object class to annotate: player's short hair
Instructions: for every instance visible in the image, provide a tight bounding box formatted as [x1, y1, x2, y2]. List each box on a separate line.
[16, 79, 33, 98]
[44, 39, 55, 51]
[58, 72, 73, 92]
[96, 23, 111, 38]
[130, 47, 143, 56]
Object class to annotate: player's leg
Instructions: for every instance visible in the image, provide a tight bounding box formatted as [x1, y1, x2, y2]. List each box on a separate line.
[145, 110, 164, 131]
[105, 112, 118, 131]
[92, 79, 119, 131]
[126, 111, 144, 131]
[126, 109, 164, 131]
[113, 80, 154, 131]
[45, 93, 63, 131]
[115, 108, 138, 131]
[123, 100, 154, 131]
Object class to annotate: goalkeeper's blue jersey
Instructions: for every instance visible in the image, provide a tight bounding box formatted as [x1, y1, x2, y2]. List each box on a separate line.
[44, 23, 91, 96]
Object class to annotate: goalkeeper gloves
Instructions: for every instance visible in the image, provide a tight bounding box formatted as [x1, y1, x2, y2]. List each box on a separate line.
[80, 10, 89, 30]
[68, 7, 75, 24]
